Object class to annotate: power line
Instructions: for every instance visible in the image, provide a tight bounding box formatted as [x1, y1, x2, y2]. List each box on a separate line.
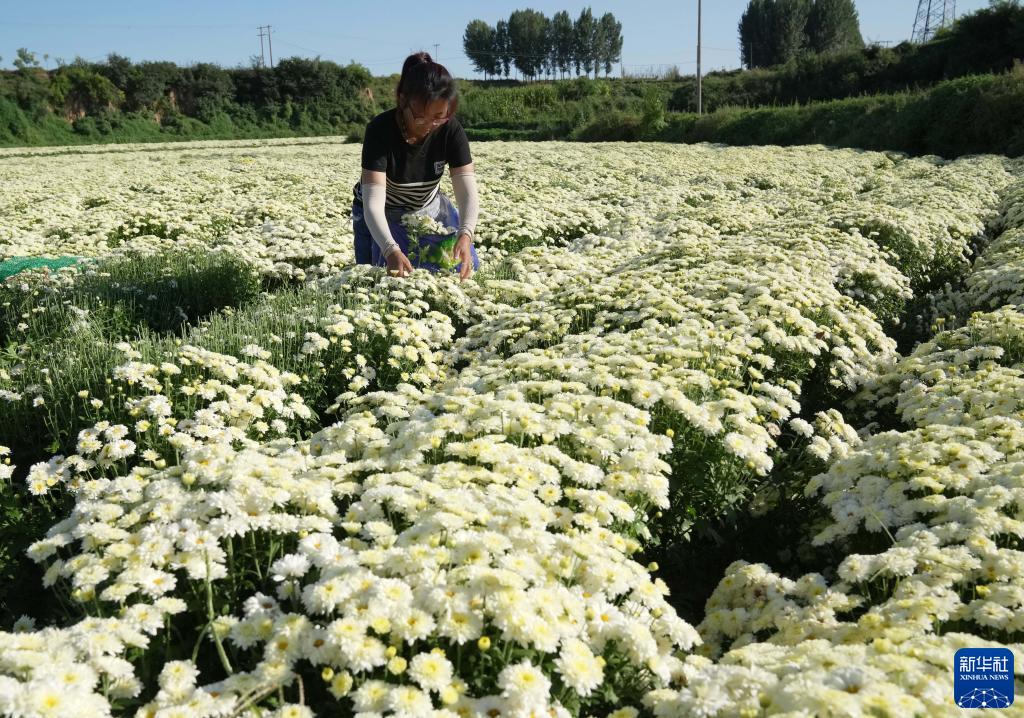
[622, 61, 697, 67]
[268, 39, 409, 67]
[272, 28, 415, 49]
[272, 39, 329, 57]
[2, 20, 252, 29]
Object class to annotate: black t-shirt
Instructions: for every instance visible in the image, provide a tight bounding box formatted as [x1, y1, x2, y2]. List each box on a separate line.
[352, 108, 472, 211]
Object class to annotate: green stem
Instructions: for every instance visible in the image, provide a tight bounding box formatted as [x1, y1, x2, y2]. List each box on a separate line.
[204, 550, 234, 675]
[250, 531, 263, 580]
[190, 623, 209, 664]
[226, 536, 237, 605]
[265, 538, 279, 579]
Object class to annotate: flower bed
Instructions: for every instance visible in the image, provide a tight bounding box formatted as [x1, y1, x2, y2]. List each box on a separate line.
[0, 139, 1021, 716]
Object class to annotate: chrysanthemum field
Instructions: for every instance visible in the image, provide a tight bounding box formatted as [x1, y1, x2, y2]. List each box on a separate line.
[1, 137, 1022, 717]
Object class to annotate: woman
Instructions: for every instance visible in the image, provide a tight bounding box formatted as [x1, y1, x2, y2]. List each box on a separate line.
[352, 52, 480, 280]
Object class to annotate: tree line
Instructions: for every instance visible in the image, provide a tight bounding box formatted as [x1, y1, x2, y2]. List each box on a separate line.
[463, 8, 623, 80]
[739, 0, 864, 68]
[0, 50, 375, 138]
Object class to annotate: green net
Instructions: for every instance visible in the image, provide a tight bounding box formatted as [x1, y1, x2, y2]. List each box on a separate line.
[0, 256, 87, 281]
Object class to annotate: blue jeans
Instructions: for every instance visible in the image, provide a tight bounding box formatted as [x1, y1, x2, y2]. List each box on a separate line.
[352, 193, 480, 273]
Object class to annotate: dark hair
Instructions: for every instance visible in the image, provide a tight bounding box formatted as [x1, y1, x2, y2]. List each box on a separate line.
[396, 52, 459, 115]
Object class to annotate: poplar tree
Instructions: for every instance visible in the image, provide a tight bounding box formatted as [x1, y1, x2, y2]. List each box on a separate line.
[463, 20, 500, 78]
[574, 8, 597, 76]
[551, 11, 575, 78]
[806, 0, 865, 54]
[598, 12, 624, 77]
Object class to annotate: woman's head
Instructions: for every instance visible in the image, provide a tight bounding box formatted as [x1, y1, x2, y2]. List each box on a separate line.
[396, 52, 459, 131]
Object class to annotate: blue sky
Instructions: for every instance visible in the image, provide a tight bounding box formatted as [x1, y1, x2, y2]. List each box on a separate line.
[0, 1, 992, 78]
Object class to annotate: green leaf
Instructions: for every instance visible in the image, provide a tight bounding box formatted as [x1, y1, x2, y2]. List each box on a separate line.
[601, 684, 619, 703]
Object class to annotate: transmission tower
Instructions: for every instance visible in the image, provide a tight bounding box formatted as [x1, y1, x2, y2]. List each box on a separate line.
[912, 0, 956, 43]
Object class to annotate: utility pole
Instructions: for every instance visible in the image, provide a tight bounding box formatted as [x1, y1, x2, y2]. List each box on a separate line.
[258, 25, 274, 68]
[433, 43, 439, 60]
[697, 0, 703, 115]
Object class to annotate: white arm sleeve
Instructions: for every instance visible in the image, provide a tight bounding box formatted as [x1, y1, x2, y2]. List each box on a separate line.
[362, 182, 400, 258]
[451, 172, 480, 241]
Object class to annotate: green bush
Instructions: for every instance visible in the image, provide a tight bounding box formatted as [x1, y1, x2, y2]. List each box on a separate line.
[76, 250, 263, 332]
[657, 68, 1024, 159]
[571, 110, 643, 141]
[50, 65, 124, 117]
[0, 97, 32, 142]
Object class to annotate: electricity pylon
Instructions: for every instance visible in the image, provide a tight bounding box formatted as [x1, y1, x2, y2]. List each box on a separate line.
[912, 0, 956, 43]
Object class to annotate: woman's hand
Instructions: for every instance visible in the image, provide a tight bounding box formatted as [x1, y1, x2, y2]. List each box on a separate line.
[454, 232, 474, 281]
[385, 249, 414, 277]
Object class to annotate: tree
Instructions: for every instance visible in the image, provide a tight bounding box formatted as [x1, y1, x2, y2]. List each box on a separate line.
[175, 63, 234, 121]
[462, 8, 624, 80]
[551, 10, 575, 78]
[233, 63, 280, 116]
[275, 57, 337, 103]
[541, 13, 555, 79]
[597, 12, 623, 77]
[99, 53, 134, 90]
[773, 0, 813, 63]
[591, 14, 607, 78]
[495, 20, 512, 78]
[10, 48, 49, 117]
[739, 0, 812, 67]
[508, 9, 549, 80]
[126, 61, 181, 112]
[574, 8, 597, 76]
[540, 15, 555, 79]
[51, 65, 123, 117]
[806, 0, 864, 54]
[463, 20, 500, 78]
[13, 48, 41, 71]
[739, 0, 773, 68]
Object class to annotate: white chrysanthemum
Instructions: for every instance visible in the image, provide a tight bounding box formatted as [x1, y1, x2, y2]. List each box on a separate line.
[271, 554, 311, 582]
[157, 660, 199, 700]
[498, 659, 551, 707]
[352, 679, 390, 712]
[408, 652, 454, 693]
[554, 639, 604, 696]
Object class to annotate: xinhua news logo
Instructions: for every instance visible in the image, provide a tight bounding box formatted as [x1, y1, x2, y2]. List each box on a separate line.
[954, 648, 1014, 709]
